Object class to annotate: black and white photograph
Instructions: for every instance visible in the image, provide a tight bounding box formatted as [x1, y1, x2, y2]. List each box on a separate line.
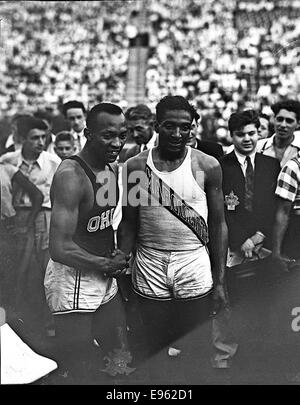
[0, 0, 300, 388]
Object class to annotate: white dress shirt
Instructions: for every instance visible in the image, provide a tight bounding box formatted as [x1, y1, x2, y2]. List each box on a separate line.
[144, 132, 157, 150]
[71, 129, 86, 153]
[257, 133, 300, 167]
[234, 149, 256, 176]
[0, 150, 61, 209]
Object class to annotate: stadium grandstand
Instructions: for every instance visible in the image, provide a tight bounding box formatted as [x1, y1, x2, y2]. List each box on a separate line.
[0, 0, 299, 144]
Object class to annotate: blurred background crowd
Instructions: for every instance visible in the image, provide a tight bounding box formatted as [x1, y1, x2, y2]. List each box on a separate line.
[0, 0, 299, 146]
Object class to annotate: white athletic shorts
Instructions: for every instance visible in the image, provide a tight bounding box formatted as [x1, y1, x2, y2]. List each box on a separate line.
[132, 244, 213, 300]
[44, 259, 118, 315]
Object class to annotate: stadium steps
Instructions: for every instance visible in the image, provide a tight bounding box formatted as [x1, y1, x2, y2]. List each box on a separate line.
[126, 46, 148, 107]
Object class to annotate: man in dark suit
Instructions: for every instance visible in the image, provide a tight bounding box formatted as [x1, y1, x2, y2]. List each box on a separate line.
[220, 110, 281, 263]
[186, 112, 224, 160]
[120, 104, 156, 162]
[218, 111, 283, 372]
[194, 138, 224, 160]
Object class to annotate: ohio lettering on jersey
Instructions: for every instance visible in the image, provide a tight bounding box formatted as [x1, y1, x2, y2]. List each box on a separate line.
[87, 208, 115, 232]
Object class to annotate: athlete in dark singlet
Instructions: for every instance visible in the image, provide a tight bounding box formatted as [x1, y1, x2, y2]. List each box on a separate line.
[44, 103, 132, 383]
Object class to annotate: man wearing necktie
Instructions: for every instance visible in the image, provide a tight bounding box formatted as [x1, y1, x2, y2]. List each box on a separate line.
[244, 155, 254, 212]
[120, 104, 156, 162]
[217, 110, 280, 369]
[220, 110, 280, 263]
[62, 100, 87, 153]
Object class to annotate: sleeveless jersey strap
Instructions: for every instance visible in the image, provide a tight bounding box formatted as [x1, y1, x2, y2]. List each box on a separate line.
[67, 155, 96, 191]
[107, 162, 118, 180]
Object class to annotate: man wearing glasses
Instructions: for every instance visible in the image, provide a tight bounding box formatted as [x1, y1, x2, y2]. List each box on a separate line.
[119, 95, 228, 369]
[257, 100, 300, 167]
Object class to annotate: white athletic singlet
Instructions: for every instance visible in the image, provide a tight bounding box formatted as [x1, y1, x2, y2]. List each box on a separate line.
[133, 147, 213, 300]
[138, 147, 208, 251]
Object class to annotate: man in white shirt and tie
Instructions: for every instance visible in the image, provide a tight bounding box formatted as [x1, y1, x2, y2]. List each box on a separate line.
[220, 109, 281, 264]
[217, 110, 281, 370]
[120, 104, 156, 162]
[62, 100, 87, 153]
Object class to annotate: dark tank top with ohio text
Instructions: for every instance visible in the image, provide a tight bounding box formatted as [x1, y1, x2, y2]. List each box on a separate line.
[67, 156, 118, 257]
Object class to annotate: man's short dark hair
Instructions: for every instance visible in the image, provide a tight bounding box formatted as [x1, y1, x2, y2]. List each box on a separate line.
[259, 112, 270, 122]
[156, 96, 197, 123]
[86, 103, 124, 132]
[18, 117, 48, 140]
[125, 104, 153, 122]
[34, 109, 53, 127]
[11, 113, 32, 124]
[271, 100, 300, 121]
[62, 100, 86, 117]
[228, 110, 260, 135]
[55, 131, 75, 146]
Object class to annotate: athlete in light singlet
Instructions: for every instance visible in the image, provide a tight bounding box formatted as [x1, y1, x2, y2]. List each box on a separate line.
[44, 103, 133, 383]
[119, 95, 228, 362]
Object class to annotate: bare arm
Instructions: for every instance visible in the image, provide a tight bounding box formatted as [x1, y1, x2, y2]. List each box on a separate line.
[205, 161, 229, 311]
[206, 162, 228, 285]
[118, 160, 139, 255]
[13, 170, 43, 228]
[50, 166, 127, 275]
[272, 198, 292, 258]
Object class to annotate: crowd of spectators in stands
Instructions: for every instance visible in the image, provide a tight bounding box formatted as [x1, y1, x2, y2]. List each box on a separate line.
[0, 1, 135, 115]
[145, 0, 300, 142]
[0, 0, 299, 145]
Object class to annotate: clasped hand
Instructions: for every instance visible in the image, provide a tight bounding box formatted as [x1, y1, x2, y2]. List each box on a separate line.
[103, 249, 131, 278]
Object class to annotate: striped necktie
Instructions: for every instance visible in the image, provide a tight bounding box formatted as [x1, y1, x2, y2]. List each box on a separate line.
[244, 156, 254, 212]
